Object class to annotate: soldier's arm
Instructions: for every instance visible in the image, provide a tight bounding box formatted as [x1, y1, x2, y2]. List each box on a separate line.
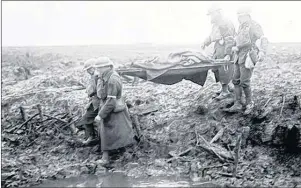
[251, 22, 264, 40]
[203, 24, 219, 47]
[86, 84, 96, 97]
[86, 75, 98, 97]
[98, 78, 118, 119]
[258, 36, 269, 54]
[220, 21, 236, 56]
[251, 23, 269, 53]
[207, 31, 223, 44]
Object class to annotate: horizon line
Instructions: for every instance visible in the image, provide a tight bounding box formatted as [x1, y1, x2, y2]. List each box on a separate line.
[3, 41, 301, 48]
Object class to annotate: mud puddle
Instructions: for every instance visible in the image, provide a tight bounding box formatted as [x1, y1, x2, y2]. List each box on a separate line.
[37, 172, 218, 187]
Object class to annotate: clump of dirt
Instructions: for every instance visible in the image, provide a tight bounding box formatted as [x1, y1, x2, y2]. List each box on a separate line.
[2, 44, 301, 187]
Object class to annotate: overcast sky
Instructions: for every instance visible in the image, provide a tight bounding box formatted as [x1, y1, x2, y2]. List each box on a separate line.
[2, 1, 301, 46]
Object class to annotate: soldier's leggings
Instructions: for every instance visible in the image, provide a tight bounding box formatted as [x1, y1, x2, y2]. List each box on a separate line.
[213, 65, 234, 85]
[232, 63, 253, 88]
[82, 105, 98, 138]
[83, 105, 98, 124]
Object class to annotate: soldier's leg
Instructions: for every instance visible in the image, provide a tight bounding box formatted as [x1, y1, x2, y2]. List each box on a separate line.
[212, 69, 223, 97]
[227, 64, 235, 92]
[213, 69, 220, 83]
[98, 151, 109, 166]
[82, 105, 98, 143]
[239, 65, 254, 115]
[228, 64, 243, 112]
[85, 123, 96, 138]
[216, 64, 234, 100]
[216, 83, 230, 100]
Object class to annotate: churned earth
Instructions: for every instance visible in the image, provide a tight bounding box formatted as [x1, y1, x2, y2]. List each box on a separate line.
[1, 43, 301, 187]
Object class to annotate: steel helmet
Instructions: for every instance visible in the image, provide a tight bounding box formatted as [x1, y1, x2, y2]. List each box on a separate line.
[207, 4, 222, 15]
[94, 57, 114, 68]
[237, 6, 252, 16]
[83, 58, 97, 71]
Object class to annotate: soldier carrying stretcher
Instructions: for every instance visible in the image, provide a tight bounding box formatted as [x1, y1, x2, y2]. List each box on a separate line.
[227, 7, 268, 115]
[201, 4, 236, 101]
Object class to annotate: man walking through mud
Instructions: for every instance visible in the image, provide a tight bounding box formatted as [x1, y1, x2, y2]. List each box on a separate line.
[201, 4, 236, 100]
[93, 57, 135, 165]
[227, 7, 268, 115]
[77, 58, 100, 145]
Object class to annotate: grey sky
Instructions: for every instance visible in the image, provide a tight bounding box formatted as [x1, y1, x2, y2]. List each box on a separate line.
[2, 1, 301, 46]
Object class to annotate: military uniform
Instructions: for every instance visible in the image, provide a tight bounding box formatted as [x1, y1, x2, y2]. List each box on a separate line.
[204, 18, 236, 95]
[235, 20, 266, 98]
[78, 74, 100, 139]
[97, 69, 135, 151]
[234, 20, 266, 84]
[229, 15, 268, 114]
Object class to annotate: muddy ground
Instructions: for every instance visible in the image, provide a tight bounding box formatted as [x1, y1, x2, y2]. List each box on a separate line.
[1, 43, 301, 187]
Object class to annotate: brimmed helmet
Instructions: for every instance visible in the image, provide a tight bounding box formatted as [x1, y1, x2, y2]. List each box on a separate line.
[83, 58, 97, 71]
[237, 7, 252, 16]
[207, 4, 222, 15]
[94, 57, 114, 68]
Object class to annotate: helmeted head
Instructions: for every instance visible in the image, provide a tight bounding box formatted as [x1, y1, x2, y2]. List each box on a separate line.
[83, 58, 97, 75]
[207, 4, 223, 24]
[237, 6, 252, 24]
[93, 56, 114, 76]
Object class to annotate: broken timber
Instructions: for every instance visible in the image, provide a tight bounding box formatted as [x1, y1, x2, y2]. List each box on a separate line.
[197, 136, 234, 162]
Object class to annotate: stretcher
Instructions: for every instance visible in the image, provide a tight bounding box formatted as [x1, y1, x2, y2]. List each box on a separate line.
[116, 60, 233, 86]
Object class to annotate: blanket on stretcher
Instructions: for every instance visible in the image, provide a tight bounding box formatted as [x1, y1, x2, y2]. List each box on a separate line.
[129, 50, 214, 85]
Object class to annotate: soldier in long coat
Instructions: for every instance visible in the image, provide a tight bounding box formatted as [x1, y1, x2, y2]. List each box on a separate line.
[93, 57, 135, 165]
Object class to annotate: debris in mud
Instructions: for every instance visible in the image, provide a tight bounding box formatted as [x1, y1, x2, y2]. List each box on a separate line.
[2, 44, 301, 187]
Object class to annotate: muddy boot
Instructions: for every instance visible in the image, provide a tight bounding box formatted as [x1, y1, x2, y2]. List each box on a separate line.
[98, 151, 109, 166]
[244, 101, 254, 115]
[83, 124, 97, 145]
[227, 86, 243, 112]
[216, 84, 231, 100]
[243, 86, 254, 115]
[228, 101, 243, 113]
[215, 92, 231, 100]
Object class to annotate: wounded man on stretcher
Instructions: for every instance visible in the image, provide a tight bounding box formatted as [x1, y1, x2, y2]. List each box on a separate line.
[117, 50, 233, 86]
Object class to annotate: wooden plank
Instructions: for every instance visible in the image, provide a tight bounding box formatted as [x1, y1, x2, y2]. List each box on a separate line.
[233, 134, 242, 177]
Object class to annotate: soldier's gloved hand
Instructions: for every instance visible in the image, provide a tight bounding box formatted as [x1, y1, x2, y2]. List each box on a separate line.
[95, 115, 103, 124]
[232, 46, 239, 53]
[224, 55, 231, 61]
[258, 51, 265, 62]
